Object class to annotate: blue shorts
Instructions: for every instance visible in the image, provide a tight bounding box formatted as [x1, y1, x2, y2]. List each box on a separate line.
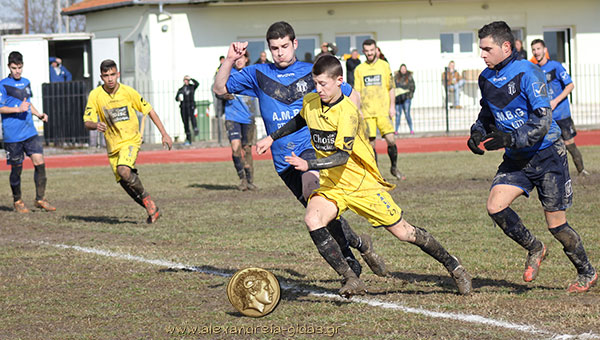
[4, 135, 43, 165]
[556, 117, 577, 140]
[278, 148, 317, 207]
[492, 141, 572, 211]
[225, 120, 255, 145]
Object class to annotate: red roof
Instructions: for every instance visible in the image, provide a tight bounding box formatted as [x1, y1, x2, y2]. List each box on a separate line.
[62, 0, 210, 15]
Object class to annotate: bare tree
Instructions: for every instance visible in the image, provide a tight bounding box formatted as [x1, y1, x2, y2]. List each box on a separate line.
[0, 0, 85, 34]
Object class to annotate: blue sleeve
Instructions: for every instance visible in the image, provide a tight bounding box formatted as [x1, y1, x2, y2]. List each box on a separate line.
[555, 63, 572, 87]
[522, 64, 551, 111]
[226, 65, 259, 98]
[341, 82, 352, 96]
[471, 75, 495, 136]
[0, 84, 7, 106]
[64, 67, 72, 81]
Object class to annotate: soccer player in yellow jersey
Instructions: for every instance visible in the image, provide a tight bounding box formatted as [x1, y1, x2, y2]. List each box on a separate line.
[258, 55, 472, 297]
[353, 39, 405, 181]
[83, 59, 173, 223]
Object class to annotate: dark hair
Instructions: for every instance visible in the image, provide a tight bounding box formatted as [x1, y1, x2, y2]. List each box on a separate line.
[266, 21, 295, 43]
[8, 51, 23, 66]
[362, 39, 377, 48]
[312, 55, 343, 78]
[242, 50, 251, 66]
[478, 21, 515, 50]
[100, 59, 118, 73]
[531, 39, 545, 47]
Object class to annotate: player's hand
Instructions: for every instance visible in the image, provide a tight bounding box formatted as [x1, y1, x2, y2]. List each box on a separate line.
[162, 134, 173, 150]
[467, 130, 485, 155]
[227, 41, 248, 61]
[256, 136, 273, 155]
[285, 152, 308, 172]
[19, 101, 30, 112]
[96, 122, 107, 132]
[550, 98, 558, 110]
[38, 113, 48, 123]
[483, 126, 512, 151]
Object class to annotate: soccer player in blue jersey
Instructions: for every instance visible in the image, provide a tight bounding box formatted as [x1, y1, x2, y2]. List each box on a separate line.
[468, 21, 596, 292]
[222, 50, 259, 191]
[213, 21, 386, 280]
[0, 51, 55, 213]
[531, 39, 588, 177]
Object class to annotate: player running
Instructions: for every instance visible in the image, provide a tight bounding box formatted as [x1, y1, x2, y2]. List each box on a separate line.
[213, 21, 386, 279]
[468, 21, 596, 292]
[83, 59, 173, 224]
[531, 39, 589, 177]
[0, 51, 55, 212]
[257, 55, 472, 297]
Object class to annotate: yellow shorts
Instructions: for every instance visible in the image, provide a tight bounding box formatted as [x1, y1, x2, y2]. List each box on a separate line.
[109, 144, 140, 181]
[314, 189, 402, 228]
[364, 116, 394, 139]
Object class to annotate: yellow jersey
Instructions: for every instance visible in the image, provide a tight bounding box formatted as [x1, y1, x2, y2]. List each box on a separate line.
[353, 59, 394, 118]
[300, 92, 395, 196]
[84, 84, 152, 154]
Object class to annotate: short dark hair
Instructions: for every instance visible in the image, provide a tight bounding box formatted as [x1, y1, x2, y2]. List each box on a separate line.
[100, 59, 117, 73]
[266, 21, 295, 43]
[8, 51, 23, 66]
[478, 21, 515, 50]
[531, 39, 545, 47]
[362, 39, 377, 48]
[312, 55, 343, 78]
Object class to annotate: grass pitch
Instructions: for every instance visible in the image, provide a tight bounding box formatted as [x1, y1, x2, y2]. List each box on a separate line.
[1, 146, 599, 339]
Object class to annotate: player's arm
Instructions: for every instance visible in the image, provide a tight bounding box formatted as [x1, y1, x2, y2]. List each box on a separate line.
[213, 41, 248, 96]
[550, 82, 574, 110]
[349, 89, 360, 108]
[388, 87, 396, 118]
[147, 109, 173, 150]
[29, 103, 48, 122]
[286, 149, 350, 172]
[256, 114, 307, 154]
[191, 78, 199, 90]
[0, 101, 30, 114]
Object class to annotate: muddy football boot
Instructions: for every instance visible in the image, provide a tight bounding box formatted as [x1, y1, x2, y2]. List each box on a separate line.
[567, 270, 598, 293]
[359, 234, 387, 277]
[390, 167, 406, 180]
[143, 196, 160, 224]
[339, 268, 367, 298]
[523, 242, 547, 282]
[34, 199, 56, 212]
[237, 178, 248, 191]
[449, 256, 472, 295]
[14, 200, 30, 213]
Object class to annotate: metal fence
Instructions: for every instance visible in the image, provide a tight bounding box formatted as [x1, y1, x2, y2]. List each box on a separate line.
[6, 64, 598, 147]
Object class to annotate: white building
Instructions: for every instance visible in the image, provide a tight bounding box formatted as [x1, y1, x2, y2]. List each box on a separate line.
[59, 0, 600, 140]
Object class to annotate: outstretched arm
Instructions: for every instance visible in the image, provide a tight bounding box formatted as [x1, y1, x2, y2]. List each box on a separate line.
[213, 41, 248, 96]
[256, 114, 307, 154]
[285, 149, 350, 172]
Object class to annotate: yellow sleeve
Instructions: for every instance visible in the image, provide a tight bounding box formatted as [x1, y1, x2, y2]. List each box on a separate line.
[129, 87, 153, 115]
[353, 67, 363, 92]
[385, 63, 394, 91]
[334, 100, 359, 154]
[83, 91, 98, 123]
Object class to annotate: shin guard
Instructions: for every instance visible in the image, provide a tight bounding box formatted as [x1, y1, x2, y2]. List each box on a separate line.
[10, 164, 23, 202]
[550, 223, 594, 275]
[232, 155, 245, 179]
[310, 228, 352, 276]
[34, 164, 47, 201]
[490, 207, 541, 252]
[413, 226, 459, 271]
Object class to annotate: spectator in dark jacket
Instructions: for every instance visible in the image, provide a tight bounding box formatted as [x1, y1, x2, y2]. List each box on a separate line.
[345, 49, 361, 87]
[175, 76, 199, 145]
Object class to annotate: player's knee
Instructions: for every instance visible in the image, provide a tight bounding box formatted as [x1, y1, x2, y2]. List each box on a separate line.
[117, 166, 132, 181]
[304, 212, 323, 231]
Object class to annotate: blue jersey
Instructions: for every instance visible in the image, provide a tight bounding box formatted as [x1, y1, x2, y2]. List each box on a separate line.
[224, 94, 255, 124]
[473, 53, 560, 160]
[226, 60, 352, 173]
[539, 60, 572, 120]
[0, 76, 38, 143]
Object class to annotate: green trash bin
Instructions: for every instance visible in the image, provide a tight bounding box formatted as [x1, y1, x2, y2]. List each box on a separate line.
[195, 100, 211, 141]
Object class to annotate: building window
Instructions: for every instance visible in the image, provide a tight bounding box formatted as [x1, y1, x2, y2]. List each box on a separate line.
[296, 36, 318, 63]
[440, 32, 474, 54]
[245, 39, 268, 65]
[335, 34, 374, 56]
[544, 28, 571, 63]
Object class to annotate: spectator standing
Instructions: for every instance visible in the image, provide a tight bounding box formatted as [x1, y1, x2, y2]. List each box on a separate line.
[443, 60, 465, 109]
[254, 51, 272, 64]
[49, 57, 72, 82]
[515, 39, 527, 60]
[345, 49, 361, 87]
[175, 75, 200, 145]
[394, 64, 415, 135]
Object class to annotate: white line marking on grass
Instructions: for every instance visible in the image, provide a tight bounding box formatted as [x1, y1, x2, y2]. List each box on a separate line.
[37, 241, 599, 340]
